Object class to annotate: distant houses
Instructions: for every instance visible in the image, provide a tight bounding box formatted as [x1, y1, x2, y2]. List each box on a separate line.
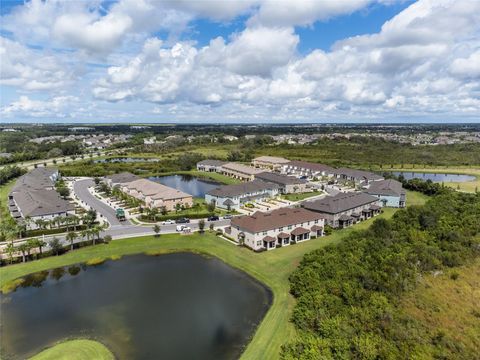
[119, 179, 193, 211]
[363, 179, 406, 208]
[196, 160, 227, 173]
[228, 207, 325, 251]
[252, 156, 290, 171]
[303, 192, 381, 228]
[333, 168, 384, 185]
[282, 160, 335, 178]
[8, 168, 75, 230]
[205, 180, 279, 210]
[254, 172, 311, 194]
[220, 162, 263, 181]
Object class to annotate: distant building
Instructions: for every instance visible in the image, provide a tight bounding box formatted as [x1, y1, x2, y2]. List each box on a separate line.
[229, 208, 325, 251]
[255, 172, 311, 194]
[221, 162, 263, 181]
[205, 179, 279, 210]
[363, 179, 406, 208]
[104, 172, 140, 188]
[282, 160, 334, 178]
[8, 168, 74, 229]
[303, 192, 381, 228]
[333, 168, 384, 185]
[252, 156, 290, 171]
[196, 160, 227, 173]
[120, 179, 192, 211]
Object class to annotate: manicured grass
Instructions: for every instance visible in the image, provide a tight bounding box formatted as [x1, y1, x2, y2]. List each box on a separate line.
[29, 339, 114, 360]
[0, 209, 397, 360]
[400, 257, 480, 359]
[0, 179, 15, 225]
[281, 191, 321, 202]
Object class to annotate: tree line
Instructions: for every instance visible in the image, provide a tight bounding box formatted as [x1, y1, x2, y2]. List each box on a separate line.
[282, 191, 480, 359]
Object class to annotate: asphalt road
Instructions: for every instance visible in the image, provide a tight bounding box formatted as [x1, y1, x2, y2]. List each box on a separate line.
[73, 178, 129, 226]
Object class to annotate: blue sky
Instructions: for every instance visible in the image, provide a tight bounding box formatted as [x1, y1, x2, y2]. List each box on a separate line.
[0, 0, 479, 123]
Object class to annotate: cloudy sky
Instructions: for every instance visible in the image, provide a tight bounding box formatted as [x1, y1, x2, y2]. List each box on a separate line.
[1, 0, 479, 123]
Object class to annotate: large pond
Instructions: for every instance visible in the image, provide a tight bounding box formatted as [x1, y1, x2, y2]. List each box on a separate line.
[0, 253, 272, 360]
[391, 171, 476, 182]
[149, 175, 221, 198]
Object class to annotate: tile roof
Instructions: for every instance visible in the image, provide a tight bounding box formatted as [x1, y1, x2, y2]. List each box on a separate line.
[123, 179, 192, 200]
[303, 192, 378, 214]
[285, 160, 334, 173]
[207, 179, 279, 197]
[291, 227, 309, 235]
[105, 172, 140, 184]
[254, 156, 290, 164]
[334, 168, 384, 181]
[363, 179, 405, 197]
[221, 162, 263, 175]
[231, 207, 323, 233]
[197, 159, 227, 167]
[255, 172, 307, 186]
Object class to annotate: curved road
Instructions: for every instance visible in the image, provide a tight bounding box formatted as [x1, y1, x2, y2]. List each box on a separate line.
[73, 178, 130, 226]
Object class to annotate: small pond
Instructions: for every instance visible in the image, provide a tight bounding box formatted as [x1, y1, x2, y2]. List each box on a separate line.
[149, 175, 221, 197]
[391, 171, 476, 183]
[94, 157, 159, 163]
[0, 253, 272, 360]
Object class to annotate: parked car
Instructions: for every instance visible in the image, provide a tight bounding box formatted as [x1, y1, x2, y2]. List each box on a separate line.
[207, 215, 219, 221]
[176, 225, 187, 232]
[223, 214, 233, 219]
[162, 219, 175, 225]
[175, 217, 190, 224]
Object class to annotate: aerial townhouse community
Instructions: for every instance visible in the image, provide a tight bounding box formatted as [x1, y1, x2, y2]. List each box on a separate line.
[8, 168, 75, 230]
[196, 155, 406, 250]
[227, 207, 325, 251]
[104, 173, 193, 211]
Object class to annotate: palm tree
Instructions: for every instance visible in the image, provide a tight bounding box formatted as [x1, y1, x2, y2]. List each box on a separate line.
[4, 242, 16, 264]
[26, 238, 36, 258]
[66, 231, 77, 251]
[36, 238, 46, 256]
[18, 243, 28, 263]
[91, 226, 100, 245]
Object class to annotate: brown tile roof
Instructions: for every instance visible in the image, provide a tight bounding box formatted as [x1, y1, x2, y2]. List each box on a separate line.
[286, 160, 334, 173]
[222, 162, 263, 175]
[311, 225, 323, 231]
[303, 192, 378, 214]
[262, 235, 276, 242]
[291, 227, 309, 236]
[232, 207, 323, 233]
[277, 232, 290, 238]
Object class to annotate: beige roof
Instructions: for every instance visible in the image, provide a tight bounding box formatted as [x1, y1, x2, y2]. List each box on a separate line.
[222, 162, 263, 175]
[232, 207, 323, 233]
[254, 156, 290, 164]
[123, 179, 192, 200]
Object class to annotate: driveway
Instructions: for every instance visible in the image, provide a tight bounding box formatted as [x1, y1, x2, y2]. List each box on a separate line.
[73, 178, 130, 226]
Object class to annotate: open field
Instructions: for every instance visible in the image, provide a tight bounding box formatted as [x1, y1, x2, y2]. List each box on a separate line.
[0, 208, 398, 360]
[401, 257, 480, 359]
[30, 339, 114, 360]
[405, 189, 430, 206]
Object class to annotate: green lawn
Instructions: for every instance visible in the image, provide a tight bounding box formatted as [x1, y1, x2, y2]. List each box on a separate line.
[0, 208, 398, 360]
[29, 339, 114, 360]
[406, 189, 429, 206]
[0, 179, 15, 225]
[281, 191, 321, 202]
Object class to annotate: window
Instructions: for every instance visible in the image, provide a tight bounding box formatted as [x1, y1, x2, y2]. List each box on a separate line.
[279, 227, 283, 231]
[262, 231, 267, 235]
[256, 241, 262, 247]
[288, 225, 292, 230]
[314, 219, 318, 224]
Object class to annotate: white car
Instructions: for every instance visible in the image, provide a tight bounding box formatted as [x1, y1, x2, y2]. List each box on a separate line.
[162, 220, 175, 225]
[176, 225, 191, 232]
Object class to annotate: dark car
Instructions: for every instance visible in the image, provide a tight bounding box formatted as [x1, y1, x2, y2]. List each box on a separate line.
[175, 217, 190, 224]
[207, 215, 219, 221]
